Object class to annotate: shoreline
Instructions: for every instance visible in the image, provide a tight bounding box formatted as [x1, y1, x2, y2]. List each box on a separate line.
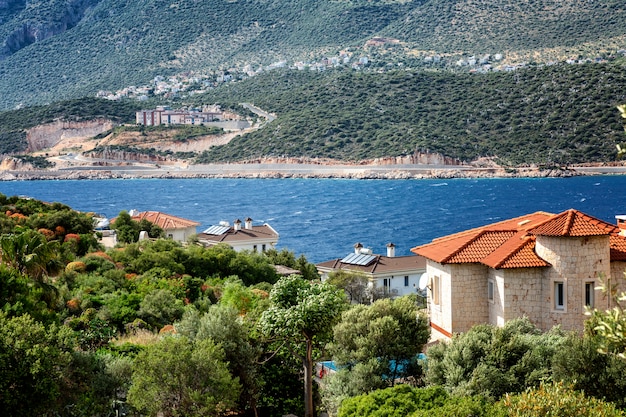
[1, 162, 625, 181]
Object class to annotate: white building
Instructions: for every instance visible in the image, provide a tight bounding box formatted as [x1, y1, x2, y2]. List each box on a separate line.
[197, 218, 279, 252]
[316, 243, 427, 298]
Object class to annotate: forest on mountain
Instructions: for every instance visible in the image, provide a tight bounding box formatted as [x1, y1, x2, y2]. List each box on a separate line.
[1, 0, 626, 109]
[190, 63, 626, 165]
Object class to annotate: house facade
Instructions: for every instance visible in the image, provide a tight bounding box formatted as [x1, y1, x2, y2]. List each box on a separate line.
[129, 210, 200, 243]
[316, 243, 427, 298]
[196, 218, 279, 252]
[411, 209, 626, 341]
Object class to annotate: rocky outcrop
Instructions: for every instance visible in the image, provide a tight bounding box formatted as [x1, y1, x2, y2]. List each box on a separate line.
[85, 149, 173, 163]
[0, 156, 32, 171]
[26, 118, 114, 152]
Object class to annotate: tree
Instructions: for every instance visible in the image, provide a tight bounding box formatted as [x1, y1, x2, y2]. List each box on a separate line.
[337, 385, 449, 417]
[111, 211, 138, 244]
[0, 312, 74, 417]
[425, 317, 566, 399]
[323, 296, 429, 415]
[127, 336, 240, 417]
[616, 105, 626, 159]
[586, 275, 626, 359]
[259, 275, 347, 417]
[176, 304, 263, 416]
[0, 228, 62, 281]
[326, 270, 371, 304]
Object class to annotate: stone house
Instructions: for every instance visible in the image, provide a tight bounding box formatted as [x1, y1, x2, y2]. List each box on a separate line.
[197, 218, 279, 252]
[411, 209, 626, 341]
[316, 243, 427, 298]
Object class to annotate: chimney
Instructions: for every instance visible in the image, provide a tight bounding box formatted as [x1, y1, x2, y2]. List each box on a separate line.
[354, 242, 363, 254]
[617, 215, 626, 236]
[386, 242, 396, 257]
[233, 219, 242, 232]
[245, 217, 253, 230]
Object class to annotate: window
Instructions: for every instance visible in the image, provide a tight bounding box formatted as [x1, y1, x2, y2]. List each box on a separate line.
[488, 279, 494, 303]
[404, 276, 409, 287]
[262, 244, 266, 252]
[253, 245, 257, 252]
[432, 276, 441, 305]
[554, 281, 565, 310]
[585, 282, 595, 308]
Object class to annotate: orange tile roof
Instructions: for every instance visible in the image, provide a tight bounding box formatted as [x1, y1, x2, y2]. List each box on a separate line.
[610, 235, 626, 261]
[528, 209, 618, 237]
[130, 211, 200, 230]
[412, 209, 626, 269]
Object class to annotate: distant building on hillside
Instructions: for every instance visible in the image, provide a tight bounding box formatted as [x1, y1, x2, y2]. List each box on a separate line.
[136, 105, 225, 126]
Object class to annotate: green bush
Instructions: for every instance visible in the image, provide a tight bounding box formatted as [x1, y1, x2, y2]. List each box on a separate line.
[495, 382, 626, 417]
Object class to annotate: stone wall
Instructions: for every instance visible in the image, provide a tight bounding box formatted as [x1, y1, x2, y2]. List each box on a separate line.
[496, 268, 544, 327]
[450, 263, 489, 333]
[535, 235, 610, 332]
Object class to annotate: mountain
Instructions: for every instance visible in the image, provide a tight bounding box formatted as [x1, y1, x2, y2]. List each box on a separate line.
[188, 62, 626, 165]
[1, 0, 626, 109]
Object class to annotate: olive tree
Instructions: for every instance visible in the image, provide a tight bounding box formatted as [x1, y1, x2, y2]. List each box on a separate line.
[127, 336, 240, 417]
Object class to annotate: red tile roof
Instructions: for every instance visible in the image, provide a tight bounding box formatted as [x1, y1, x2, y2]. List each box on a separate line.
[130, 211, 200, 230]
[528, 209, 617, 237]
[412, 209, 626, 269]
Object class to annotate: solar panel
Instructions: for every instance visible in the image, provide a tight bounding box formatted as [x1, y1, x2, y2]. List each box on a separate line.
[203, 225, 231, 235]
[341, 252, 376, 266]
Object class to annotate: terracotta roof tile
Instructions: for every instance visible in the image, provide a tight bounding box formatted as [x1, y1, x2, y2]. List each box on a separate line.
[131, 211, 200, 229]
[412, 209, 626, 269]
[528, 209, 617, 237]
[610, 234, 626, 261]
[483, 235, 550, 269]
[446, 231, 517, 263]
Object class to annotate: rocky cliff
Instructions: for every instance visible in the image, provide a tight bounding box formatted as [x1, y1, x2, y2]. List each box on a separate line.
[1, 0, 101, 59]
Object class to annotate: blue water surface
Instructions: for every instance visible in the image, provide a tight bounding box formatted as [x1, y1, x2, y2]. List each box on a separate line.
[1, 176, 624, 263]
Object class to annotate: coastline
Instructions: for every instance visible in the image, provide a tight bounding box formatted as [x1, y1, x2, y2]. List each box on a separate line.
[1, 162, 624, 181]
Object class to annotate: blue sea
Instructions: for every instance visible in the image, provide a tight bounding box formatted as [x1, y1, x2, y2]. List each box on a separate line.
[1, 176, 625, 263]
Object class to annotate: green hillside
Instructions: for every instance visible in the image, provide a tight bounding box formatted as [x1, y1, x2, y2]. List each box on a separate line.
[1, 0, 626, 109]
[190, 62, 626, 165]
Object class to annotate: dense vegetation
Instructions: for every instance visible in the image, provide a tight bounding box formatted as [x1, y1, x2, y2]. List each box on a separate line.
[3, 194, 626, 416]
[193, 63, 626, 165]
[1, 0, 626, 109]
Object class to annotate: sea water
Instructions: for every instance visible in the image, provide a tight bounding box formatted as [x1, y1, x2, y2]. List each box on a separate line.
[1, 176, 625, 263]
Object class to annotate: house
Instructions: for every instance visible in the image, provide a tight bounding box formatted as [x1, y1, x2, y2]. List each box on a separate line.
[411, 209, 626, 341]
[316, 243, 427, 298]
[128, 210, 200, 242]
[196, 218, 279, 252]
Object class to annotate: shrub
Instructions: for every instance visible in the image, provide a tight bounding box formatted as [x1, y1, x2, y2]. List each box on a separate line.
[496, 381, 626, 417]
